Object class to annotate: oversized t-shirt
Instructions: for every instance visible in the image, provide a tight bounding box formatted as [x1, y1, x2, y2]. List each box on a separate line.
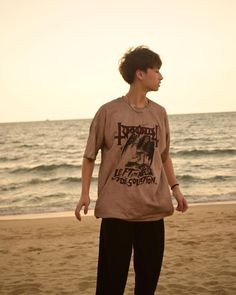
[83, 96, 174, 221]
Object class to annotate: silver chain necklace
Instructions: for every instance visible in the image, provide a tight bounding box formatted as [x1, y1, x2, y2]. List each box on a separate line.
[124, 95, 149, 110]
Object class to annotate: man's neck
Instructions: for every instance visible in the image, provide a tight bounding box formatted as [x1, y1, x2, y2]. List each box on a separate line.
[126, 86, 148, 108]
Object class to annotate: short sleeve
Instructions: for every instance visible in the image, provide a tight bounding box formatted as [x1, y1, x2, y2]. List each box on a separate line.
[83, 106, 106, 160]
[161, 109, 170, 163]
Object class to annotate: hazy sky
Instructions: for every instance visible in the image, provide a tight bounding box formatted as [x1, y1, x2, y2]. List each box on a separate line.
[0, 0, 235, 122]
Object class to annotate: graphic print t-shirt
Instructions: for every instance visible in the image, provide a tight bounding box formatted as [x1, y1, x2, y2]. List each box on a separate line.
[84, 97, 174, 221]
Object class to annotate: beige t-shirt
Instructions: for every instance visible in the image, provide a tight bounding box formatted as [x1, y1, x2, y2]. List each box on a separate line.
[84, 96, 174, 221]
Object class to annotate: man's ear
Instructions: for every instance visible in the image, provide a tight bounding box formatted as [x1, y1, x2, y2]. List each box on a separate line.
[135, 69, 144, 80]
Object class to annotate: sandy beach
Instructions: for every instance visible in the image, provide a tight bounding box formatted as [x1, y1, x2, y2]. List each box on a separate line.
[0, 203, 236, 295]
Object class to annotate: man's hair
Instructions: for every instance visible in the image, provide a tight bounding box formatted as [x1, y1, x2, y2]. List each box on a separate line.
[119, 46, 162, 84]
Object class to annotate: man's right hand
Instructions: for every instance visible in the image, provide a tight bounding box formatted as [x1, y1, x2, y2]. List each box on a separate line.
[74, 196, 90, 221]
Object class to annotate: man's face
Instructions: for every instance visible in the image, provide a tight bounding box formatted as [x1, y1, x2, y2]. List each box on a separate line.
[140, 68, 163, 92]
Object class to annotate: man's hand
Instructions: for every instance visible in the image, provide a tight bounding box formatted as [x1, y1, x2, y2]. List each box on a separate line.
[74, 196, 90, 221]
[172, 186, 188, 213]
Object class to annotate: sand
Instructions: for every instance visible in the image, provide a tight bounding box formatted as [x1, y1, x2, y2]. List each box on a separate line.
[0, 203, 236, 295]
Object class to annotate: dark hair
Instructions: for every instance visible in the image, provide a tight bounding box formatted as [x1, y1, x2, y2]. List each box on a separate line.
[119, 46, 162, 84]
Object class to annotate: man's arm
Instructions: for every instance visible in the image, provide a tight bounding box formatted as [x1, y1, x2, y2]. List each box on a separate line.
[163, 155, 188, 212]
[75, 158, 95, 221]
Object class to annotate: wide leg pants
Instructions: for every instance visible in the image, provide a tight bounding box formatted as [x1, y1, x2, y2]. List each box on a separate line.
[96, 218, 165, 295]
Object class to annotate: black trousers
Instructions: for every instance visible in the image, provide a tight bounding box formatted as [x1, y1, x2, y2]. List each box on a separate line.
[96, 218, 165, 295]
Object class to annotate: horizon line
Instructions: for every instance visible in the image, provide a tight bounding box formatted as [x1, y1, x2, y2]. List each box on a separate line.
[0, 110, 235, 124]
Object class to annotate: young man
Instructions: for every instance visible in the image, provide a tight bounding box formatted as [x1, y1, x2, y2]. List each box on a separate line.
[75, 46, 188, 295]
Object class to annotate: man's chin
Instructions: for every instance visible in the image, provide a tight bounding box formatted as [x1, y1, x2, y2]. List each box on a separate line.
[148, 86, 159, 92]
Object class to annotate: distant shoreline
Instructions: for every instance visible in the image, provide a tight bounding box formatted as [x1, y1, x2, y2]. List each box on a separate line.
[1, 200, 236, 221]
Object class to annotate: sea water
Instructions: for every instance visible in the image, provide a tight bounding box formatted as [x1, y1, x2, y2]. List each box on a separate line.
[0, 112, 235, 216]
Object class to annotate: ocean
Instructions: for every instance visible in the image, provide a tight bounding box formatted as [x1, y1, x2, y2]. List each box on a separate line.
[0, 111, 236, 216]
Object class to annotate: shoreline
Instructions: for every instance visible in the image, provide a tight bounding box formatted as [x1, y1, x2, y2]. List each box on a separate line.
[1, 200, 236, 221]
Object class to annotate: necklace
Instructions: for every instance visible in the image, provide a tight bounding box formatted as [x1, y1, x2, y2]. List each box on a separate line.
[124, 94, 149, 110]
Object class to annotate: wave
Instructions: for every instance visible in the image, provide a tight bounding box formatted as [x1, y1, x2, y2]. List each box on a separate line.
[0, 156, 22, 162]
[2, 172, 233, 194]
[10, 163, 82, 174]
[29, 177, 61, 184]
[60, 176, 98, 184]
[9, 163, 100, 174]
[29, 176, 98, 185]
[18, 144, 42, 148]
[177, 174, 236, 183]
[173, 148, 236, 157]
[1, 191, 235, 217]
[27, 193, 68, 204]
[30, 176, 97, 184]
[1, 184, 21, 192]
[0, 176, 98, 192]
[0, 178, 63, 192]
[181, 137, 214, 142]
[185, 191, 236, 203]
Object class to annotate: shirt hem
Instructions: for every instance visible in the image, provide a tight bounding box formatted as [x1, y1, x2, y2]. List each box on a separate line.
[94, 210, 174, 222]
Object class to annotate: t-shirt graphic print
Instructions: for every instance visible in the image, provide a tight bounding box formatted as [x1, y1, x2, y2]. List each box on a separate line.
[112, 123, 160, 187]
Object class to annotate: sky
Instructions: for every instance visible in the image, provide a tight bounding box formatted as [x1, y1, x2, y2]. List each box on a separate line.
[0, 0, 235, 123]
